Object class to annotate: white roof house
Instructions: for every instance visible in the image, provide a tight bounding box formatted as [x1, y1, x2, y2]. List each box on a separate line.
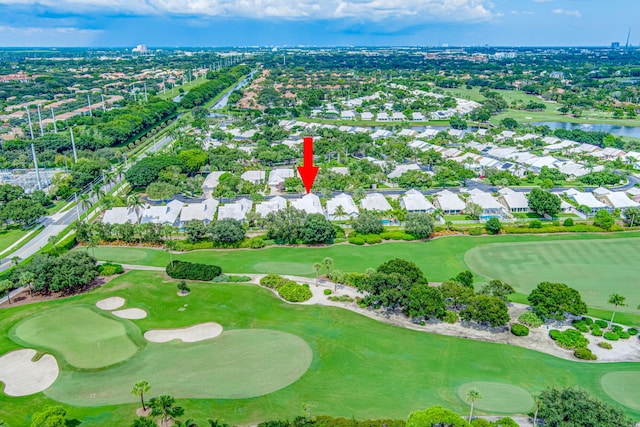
[330, 167, 350, 175]
[387, 164, 421, 179]
[376, 112, 390, 121]
[361, 112, 374, 120]
[341, 110, 356, 120]
[140, 200, 184, 226]
[241, 170, 266, 185]
[202, 171, 227, 195]
[467, 192, 505, 218]
[360, 193, 392, 212]
[291, 193, 324, 215]
[326, 193, 359, 220]
[179, 198, 219, 225]
[569, 192, 610, 214]
[217, 198, 253, 221]
[268, 168, 295, 186]
[255, 196, 287, 217]
[433, 190, 466, 214]
[412, 112, 426, 121]
[401, 189, 435, 213]
[497, 188, 530, 213]
[102, 207, 140, 225]
[598, 192, 639, 209]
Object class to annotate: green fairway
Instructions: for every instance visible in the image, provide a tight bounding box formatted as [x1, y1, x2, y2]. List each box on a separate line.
[464, 238, 640, 312]
[1, 270, 640, 426]
[46, 329, 312, 405]
[601, 372, 640, 411]
[11, 306, 141, 370]
[457, 382, 534, 413]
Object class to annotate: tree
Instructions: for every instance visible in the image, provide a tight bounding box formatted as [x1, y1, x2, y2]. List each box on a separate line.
[464, 202, 482, 220]
[265, 206, 306, 244]
[404, 213, 434, 239]
[333, 205, 348, 220]
[185, 220, 208, 243]
[397, 170, 433, 190]
[593, 209, 614, 230]
[30, 405, 67, 427]
[527, 188, 561, 217]
[352, 210, 383, 235]
[484, 217, 502, 235]
[131, 417, 156, 427]
[536, 387, 634, 427]
[323, 257, 334, 277]
[377, 258, 426, 284]
[210, 219, 245, 244]
[131, 380, 151, 411]
[0, 280, 13, 304]
[19, 271, 35, 296]
[623, 206, 640, 227]
[460, 295, 510, 327]
[127, 194, 145, 217]
[479, 280, 514, 302]
[466, 388, 483, 421]
[406, 406, 470, 427]
[440, 280, 475, 310]
[313, 262, 322, 287]
[301, 214, 336, 244]
[149, 394, 184, 426]
[528, 282, 587, 320]
[450, 116, 468, 130]
[405, 283, 445, 320]
[607, 293, 626, 327]
[500, 117, 518, 130]
[453, 271, 474, 288]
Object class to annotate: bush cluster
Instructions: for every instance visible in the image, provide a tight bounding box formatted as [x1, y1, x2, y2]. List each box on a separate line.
[549, 329, 589, 350]
[348, 232, 382, 245]
[211, 274, 252, 283]
[572, 320, 590, 333]
[323, 289, 332, 295]
[511, 323, 530, 337]
[503, 224, 623, 234]
[97, 263, 124, 276]
[574, 347, 597, 360]
[467, 227, 483, 236]
[595, 319, 609, 328]
[278, 282, 313, 302]
[166, 261, 222, 281]
[628, 328, 639, 336]
[590, 324, 603, 336]
[328, 271, 368, 289]
[618, 331, 631, 339]
[604, 331, 619, 341]
[518, 311, 544, 328]
[442, 311, 458, 324]
[599, 341, 613, 349]
[380, 230, 418, 241]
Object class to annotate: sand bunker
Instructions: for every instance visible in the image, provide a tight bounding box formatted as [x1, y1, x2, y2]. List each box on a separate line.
[96, 297, 125, 311]
[112, 308, 147, 319]
[0, 349, 59, 396]
[144, 322, 223, 343]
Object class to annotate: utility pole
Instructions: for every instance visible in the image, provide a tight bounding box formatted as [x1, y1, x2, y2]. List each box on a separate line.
[50, 107, 57, 133]
[74, 193, 81, 221]
[36, 104, 44, 136]
[31, 144, 42, 190]
[87, 94, 93, 117]
[101, 94, 106, 111]
[25, 106, 34, 139]
[70, 128, 78, 163]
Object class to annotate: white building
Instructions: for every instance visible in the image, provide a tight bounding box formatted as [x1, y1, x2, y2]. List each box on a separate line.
[433, 190, 465, 215]
[179, 198, 219, 227]
[400, 189, 435, 213]
[202, 171, 227, 197]
[217, 198, 253, 221]
[102, 207, 140, 225]
[497, 188, 530, 213]
[291, 193, 324, 215]
[467, 191, 505, 218]
[326, 193, 359, 220]
[597, 191, 639, 210]
[387, 164, 421, 179]
[360, 193, 392, 212]
[140, 200, 184, 226]
[255, 196, 287, 217]
[241, 170, 266, 185]
[568, 191, 610, 215]
[268, 168, 295, 187]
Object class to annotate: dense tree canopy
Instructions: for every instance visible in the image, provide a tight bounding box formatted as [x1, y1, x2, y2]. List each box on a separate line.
[528, 282, 587, 320]
[527, 188, 561, 217]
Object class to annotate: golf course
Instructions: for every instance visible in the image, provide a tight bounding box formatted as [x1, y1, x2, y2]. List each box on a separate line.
[2, 232, 640, 425]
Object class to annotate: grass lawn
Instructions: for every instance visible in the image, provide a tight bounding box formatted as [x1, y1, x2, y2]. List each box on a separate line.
[0, 227, 33, 254]
[1, 270, 639, 426]
[464, 238, 640, 313]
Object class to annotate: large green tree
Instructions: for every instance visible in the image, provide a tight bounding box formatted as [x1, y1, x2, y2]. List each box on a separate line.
[528, 282, 587, 320]
[30, 406, 67, 427]
[265, 206, 306, 244]
[406, 406, 470, 427]
[593, 209, 614, 230]
[404, 213, 435, 239]
[527, 188, 561, 217]
[405, 284, 445, 320]
[352, 210, 383, 235]
[460, 295, 510, 327]
[479, 280, 515, 302]
[210, 218, 245, 244]
[301, 214, 336, 244]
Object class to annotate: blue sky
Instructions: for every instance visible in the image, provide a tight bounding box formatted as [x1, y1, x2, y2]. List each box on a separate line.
[0, 0, 637, 47]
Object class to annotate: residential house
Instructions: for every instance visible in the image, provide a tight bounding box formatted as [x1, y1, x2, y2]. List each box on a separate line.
[140, 200, 184, 226]
[291, 193, 324, 215]
[217, 198, 253, 221]
[179, 198, 219, 227]
[568, 191, 611, 215]
[467, 191, 505, 218]
[596, 191, 639, 210]
[340, 110, 356, 120]
[400, 189, 436, 213]
[387, 164, 421, 180]
[433, 190, 465, 215]
[326, 193, 359, 220]
[412, 112, 426, 121]
[360, 193, 392, 212]
[497, 188, 530, 213]
[102, 207, 140, 225]
[202, 171, 227, 197]
[360, 112, 374, 120]
[255, 196, 287, 217]
[241, 170, 266, 185]
[268, 168, 295, 188]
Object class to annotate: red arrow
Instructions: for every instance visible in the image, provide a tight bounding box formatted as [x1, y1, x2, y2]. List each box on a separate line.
[297, 136, 319, 194]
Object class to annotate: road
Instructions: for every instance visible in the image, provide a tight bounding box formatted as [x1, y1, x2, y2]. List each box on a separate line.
[209, 71, 257, 110]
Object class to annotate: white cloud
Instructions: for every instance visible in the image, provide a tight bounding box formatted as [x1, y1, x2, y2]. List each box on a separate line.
[553, 8, 581, 18]
[0, 0, 496, 22]
[511, 10, 533, 15]
[0, 25, 101, 46]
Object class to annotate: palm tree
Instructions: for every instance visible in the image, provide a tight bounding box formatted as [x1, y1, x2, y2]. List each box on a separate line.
[10, 256, 21, 267]
[532, 393, 541, 426]
[334, 205, 347, 221]
[149, 394, 184, 426]
[466, 388, 483, 421]
[207, 420, 229, 427]
[127, 194, 145, 221]
[48, 234, 58, 251]
[78, 193, 92, 220]
[0, 279, 14, 304]
[182, 419, 198, 427]
[608, 293, 626, 328]
[19, 271, 35, 296]
[131, 417, 155, 427]
[322, 257, 333, 278]
[131, 380, 151, 411]
[313, 262, 322, 287]
[91, 184, 105, 210]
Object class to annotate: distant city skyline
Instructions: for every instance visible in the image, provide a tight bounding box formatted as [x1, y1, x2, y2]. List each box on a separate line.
[0, 0, 637, 47]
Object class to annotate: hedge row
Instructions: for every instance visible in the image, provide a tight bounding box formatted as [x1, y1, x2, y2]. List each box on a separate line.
[98, 263, 124, 276]
[166, 260, 222, 281]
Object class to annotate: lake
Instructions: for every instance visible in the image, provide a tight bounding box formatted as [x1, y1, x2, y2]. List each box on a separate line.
[532, 121, 640, 138]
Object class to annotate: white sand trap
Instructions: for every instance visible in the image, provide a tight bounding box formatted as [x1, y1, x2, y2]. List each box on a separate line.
[0, 349, 59, 396]
[112, 308, 147, 319]
[144, 322, 223, 343]
[96, 296, 125, 310]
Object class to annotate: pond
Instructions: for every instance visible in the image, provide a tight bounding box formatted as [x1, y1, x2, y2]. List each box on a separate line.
[531, 121, 640, 138]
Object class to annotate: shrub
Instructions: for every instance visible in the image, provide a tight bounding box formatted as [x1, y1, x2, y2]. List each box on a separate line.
[471, 419, 492, 427]
[485, 217, 502, 234]
[511, 323, 530, 337]
[582, 317, 593, 325]
[211, 274, 251, 283]
[97, 263, 124, 276]
[323, 289, 332, 295]
[278, 281, 312, 302]
[612, 325, 623, 333]
[260, 274, 289, 290]
[628, 328, 639, 336]
[348, 235, 365, 245]
[530, 220, 542, 229]
[550, 329, 589, 349]
[364, 234, 382, 245]
[604, 331, 619, 341]
[442, 310, 458, 324]
[177, 281, 190, 293]
[595, 319, 608, 328]
[240, 236, 266, 249]
[468, 227, 483, 236]
[380, 230, 418, 241]
[166, 261, 221, 281]
[599, 341, 613, 349]
[518, 311, 544, 328]
[563, 218, 574, 226]
[572, 321, 589, 333]
[328, 295, 354, 302]
[574, 347, 597, 360]
[618, 331, 630, 339]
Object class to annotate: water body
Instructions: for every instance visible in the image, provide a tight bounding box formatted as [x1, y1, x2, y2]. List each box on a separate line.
[532, 122, 640, 138]
[210, 70, 258, 110]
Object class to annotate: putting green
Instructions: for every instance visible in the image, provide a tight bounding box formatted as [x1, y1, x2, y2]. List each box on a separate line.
[44, 329, 312, 406]
[11, 306, 140, 370]
[457, 382, 534, 413]
[464, 238, 640, 312]
[601, 372, 640, 410]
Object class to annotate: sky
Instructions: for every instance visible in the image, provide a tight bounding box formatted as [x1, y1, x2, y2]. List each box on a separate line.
[0, 0, 637, 47]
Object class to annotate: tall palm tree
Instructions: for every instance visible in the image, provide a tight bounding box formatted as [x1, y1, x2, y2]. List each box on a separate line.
[313, 262, 322, 287]
[334, 205, 347, 221]
[532, 393, 541, 426]
[149, 394, 184, 426]
[466, 388, 483, 421]
[127, 195, 145, 221]
[10, 256, 21, 267]
[0, 279, 14, 304]
[91, 184, 105, 210]
[131, 417, 155, 427]
[322, 257, 333, 278]
[131, 380, 151, 411]
[182, 419, 199, 427]
[48, 234, 58, 251]
[19, 271, 35, 296]
[78, 193, 92, 220]
[608, 293, 626, 328]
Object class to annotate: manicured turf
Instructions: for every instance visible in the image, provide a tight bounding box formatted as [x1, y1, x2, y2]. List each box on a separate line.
[601, 372, 640, 411]
[457, 382, 534, 414]
[11, 306, 141, 370]
[1, 270, 640, 426]
[464, 238, 640, 312]
[0, 227, 32, 254]
[46, 329, 312, 405]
